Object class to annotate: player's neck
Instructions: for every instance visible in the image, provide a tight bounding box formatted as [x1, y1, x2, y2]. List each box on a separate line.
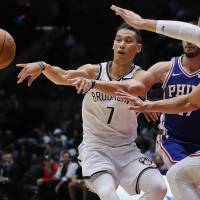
[182, 54, 200, 73]
[110, 60, 133, 80]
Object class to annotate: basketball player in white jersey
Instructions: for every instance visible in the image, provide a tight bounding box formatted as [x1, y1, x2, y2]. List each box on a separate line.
[16, 23, 167, 200]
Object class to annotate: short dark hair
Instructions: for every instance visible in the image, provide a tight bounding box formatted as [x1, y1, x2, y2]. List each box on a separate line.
[117, 22, 142, 43]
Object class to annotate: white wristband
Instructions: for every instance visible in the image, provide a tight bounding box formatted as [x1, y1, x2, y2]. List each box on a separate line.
[156, 20, 200, 47]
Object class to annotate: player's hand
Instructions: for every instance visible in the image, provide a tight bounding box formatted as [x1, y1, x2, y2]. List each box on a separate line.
[111, 5, 145, 30]
[143, 112, 160, 122]
[17, 62, 44, 86]
[68, 77, 93, 94]
[116, 89, 160, 121]
[115, 89, 147, 111]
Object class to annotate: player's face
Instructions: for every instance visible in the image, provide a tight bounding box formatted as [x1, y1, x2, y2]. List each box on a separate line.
[182, 41, 200, 58]
[113, 29, 142, 62]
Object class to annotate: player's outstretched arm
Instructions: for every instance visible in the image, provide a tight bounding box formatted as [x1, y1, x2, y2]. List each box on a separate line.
[69, 67, 159, 97]
[69, 76, 145, 97]
[111, 5, 200, 47]
[116, 84, 200, 114]
[17, 62, 98, 86]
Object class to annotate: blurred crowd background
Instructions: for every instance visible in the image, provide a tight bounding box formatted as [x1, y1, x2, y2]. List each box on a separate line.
[0, 0, 199, 200]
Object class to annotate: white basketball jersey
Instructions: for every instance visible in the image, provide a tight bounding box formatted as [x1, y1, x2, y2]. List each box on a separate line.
[82, 62, 141, 146]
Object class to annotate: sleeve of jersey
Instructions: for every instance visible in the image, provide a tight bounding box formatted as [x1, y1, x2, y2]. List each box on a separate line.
[156, 20, 200, 47]
[95, 64, 102, 80]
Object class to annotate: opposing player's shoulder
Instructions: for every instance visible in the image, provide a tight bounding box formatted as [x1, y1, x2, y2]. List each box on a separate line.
[148, 61, 171, 82]
[148, 61, 171, 73]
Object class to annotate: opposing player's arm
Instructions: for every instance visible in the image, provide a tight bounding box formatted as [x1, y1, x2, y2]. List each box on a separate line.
[119, 84, 200, 114]
[133, 61, 170, 91]
[188, 84, 200, 110]
[143, 84, 200, 113]
[111, 5, 200, 47]
[17, 62, 99, 86]
[143, 95, 192, 113]
[116, 85, 200, 114]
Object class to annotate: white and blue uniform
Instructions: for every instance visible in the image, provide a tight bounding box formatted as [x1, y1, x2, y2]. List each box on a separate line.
[160, 55, 200, 164]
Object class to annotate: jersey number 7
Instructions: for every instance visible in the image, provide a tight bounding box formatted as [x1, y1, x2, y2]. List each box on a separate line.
[107, 107, 114, 124]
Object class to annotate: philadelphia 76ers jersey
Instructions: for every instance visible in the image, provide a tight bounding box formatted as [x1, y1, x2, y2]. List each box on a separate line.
[82, 62, 141, 147]
[162, 55, 200, 143]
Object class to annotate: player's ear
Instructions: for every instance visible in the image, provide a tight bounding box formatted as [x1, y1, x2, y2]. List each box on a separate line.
[136, 44, 142, 53]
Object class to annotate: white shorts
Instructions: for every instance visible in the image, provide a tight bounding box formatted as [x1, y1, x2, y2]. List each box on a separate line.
[78, 141, 156, 195]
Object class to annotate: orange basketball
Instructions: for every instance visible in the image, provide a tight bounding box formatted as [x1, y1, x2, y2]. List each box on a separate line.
[0, 29, 16, 70]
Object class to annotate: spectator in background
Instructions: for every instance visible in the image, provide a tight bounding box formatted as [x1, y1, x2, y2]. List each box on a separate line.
[0, 152, 22, 200]
[53, 151, 78, 200]
[36, 155, 59, 200]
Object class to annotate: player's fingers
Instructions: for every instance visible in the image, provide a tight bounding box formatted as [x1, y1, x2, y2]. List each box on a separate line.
[82, 80, 91, 94]
[74, 80, 82, 91]
[111, 5, 133, 19]
[129, 106, 141, 111]
[17, 74, 29, 84]
[129, 98, 140, 105]
[117, 93, 132, 101]
[77, 79, 86, 94]
[157, 112, 161, 117]
[150, 112, 159, 121]
[116, 91, 136, 102]
[16, 63, 27, 68]
[111, 5, 125, 16]
[28, 75, 38, 87]
[110, 5, 120, 11]
[145, 112, 157, 122]
[116, 88, 130, 95]
[115, 9, 126, 17]
[27, 76, 34, 87]
[66, 78, 78, 86]
[143, 112, 151, 122]
[111, 5, 129, 13]
[115, 91, 127, 97]
[115, 95, 128, 101]
[115, 92, 133, 101]
[17, 68, 28, 78]
[114, 8, 129, 19]
[71, 79, 80, 85]
[82, 81, 91, 94]
[146, 112, 155, 121]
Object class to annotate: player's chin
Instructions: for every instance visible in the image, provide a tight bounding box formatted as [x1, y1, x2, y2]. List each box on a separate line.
[185, 51, 199, 58]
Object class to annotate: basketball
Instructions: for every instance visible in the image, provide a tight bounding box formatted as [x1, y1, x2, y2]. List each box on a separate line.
[0, 29, 16, 70]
